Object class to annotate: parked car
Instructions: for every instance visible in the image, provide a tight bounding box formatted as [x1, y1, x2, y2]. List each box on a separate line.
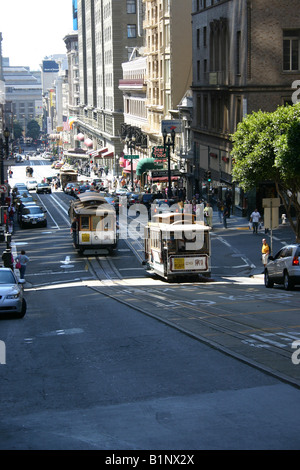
[36, 182, 52, 194]
[26, 179, 38, 191]
[13, 183, 27, 190]
[0, 268, 26, 318]
[17, 202, 37, 223]
[264, 244, 300, 290]
[20, 205, 47, 228]
[14, 188, 30, 198]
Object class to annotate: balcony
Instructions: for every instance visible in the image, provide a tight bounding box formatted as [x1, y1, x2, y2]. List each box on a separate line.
[118, 79, 146, 92]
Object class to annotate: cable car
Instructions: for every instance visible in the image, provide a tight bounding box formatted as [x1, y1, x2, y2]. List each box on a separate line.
[143, 212, 211, 281]
[69, 193, 118, 255]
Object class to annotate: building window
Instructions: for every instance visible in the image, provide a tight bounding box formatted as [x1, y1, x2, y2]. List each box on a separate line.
[236, 31, 241, 75]
[127, 24, 137, 38]
[197, 28, 200, 48]
[127, 0, 136, 14]
[283, 30, 300, 71]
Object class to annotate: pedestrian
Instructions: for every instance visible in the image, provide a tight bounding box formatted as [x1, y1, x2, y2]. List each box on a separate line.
[261, 238, 270, 268]
[204, 202, 213, 228]
[250, 208, 261, 234]
[15, 250, 29, 280]
[217, 199, 224, 223]
[223, 206, 229, 228]
[71, 218, 77, 246]
[225, 191, 232, 217]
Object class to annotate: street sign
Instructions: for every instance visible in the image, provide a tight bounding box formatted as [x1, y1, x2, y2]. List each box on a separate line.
[264, 207, 279, 229]
[161, 120, 182, 134]
[262, 198, 280, 208]
[0, 185, 7, 194]
[123, 155, 139, 159]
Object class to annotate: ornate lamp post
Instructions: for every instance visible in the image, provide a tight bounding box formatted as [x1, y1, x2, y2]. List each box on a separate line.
[163, 128, 175, 199]
[4, 128, 10, 167]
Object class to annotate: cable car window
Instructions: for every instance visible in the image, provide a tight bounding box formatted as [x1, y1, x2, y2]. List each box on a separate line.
[104, 215, 113, 231]
[80, 216, 90, 230]
[92, 216, 101, 231]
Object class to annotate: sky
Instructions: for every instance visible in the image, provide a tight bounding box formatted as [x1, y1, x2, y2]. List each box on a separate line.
[1, 0, 74, 70]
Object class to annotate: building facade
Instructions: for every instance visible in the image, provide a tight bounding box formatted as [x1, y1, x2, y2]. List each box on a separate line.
[74, 0, 144, 171]
[142, 0, 193, 167]
[191, 0, 300, 210]
[119, 55, 148, 180]
[3, 61, 43, 136]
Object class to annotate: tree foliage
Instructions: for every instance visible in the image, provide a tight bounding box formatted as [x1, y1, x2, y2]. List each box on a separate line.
[13, 121, 23, 140]
[26, 120, 40, 140]
[231, 104, 300, 241]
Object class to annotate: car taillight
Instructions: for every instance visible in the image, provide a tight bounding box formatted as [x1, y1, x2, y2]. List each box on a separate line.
[292, 256, 299, 266]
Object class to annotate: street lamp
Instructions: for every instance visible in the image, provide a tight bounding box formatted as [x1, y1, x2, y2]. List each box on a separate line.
[0, 135, 4, 204]
[0, 134, 10, 247]
[126, 133, 136, 191]
[163, 128, 175, 199]
[4, 128, 10, 160]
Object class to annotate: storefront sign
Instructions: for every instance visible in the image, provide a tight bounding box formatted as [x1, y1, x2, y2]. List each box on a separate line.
[151, 146, 167, 160]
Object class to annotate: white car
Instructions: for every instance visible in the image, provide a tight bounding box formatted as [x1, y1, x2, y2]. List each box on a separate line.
[264, 244, 300, 290]
[26, 179, 38, 191]
[0, 268, 26, 318]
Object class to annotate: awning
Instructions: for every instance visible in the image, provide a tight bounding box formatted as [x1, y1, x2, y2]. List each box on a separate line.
[151, 176, 179, 182]
[101, 151, 114, 159]
[136, 158, 163, 176]
[89, 150, 99, 158]
[123, 159, 138, 173]
[64, 151, 89, 159]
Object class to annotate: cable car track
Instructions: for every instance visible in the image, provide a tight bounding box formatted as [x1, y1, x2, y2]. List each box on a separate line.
[87, 252, 300, 388]
[39, 191, 300, 387]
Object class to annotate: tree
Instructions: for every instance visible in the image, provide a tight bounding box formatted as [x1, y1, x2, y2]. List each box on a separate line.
[231, 103, 300, 242]
[13, 121, 23, 140]
[26, 120, 40, 140]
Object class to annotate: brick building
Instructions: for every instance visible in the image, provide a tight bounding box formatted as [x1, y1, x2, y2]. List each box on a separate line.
[191, 0, 300, 211]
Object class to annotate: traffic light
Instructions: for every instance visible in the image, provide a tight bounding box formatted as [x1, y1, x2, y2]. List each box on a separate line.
[207, 171, 211, 182]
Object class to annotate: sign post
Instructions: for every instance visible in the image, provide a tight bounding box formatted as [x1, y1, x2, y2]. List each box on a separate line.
[123, 155, 139, 190]
[262, 198, 280, 254]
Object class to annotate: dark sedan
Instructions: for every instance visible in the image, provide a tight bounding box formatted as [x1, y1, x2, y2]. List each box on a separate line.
[76, 184, 90, 196]
[65, 182, 80, 196]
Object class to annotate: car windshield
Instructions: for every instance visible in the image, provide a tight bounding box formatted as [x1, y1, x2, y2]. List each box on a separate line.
[0, 271, 16, 284]
[24, 207, 43, 214]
